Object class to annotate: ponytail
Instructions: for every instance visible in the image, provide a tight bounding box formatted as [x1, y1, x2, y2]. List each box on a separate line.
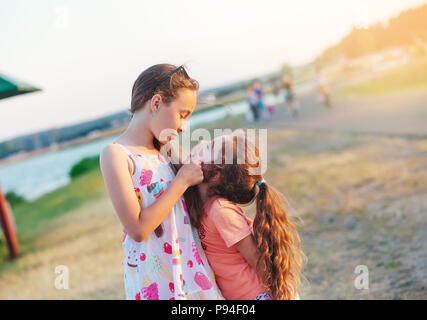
[253, 182, 303, 300]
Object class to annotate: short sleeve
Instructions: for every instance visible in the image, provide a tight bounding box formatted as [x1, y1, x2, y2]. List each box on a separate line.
[209, 202, 251, 248]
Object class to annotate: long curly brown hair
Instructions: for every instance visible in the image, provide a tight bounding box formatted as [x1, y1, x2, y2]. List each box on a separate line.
[183, 133, 304, 300]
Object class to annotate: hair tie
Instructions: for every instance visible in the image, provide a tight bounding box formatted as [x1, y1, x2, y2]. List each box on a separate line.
[256, 179, 265, 187]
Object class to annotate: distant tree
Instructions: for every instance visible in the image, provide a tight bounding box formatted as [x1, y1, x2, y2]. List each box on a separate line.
[69, 156, 100, 179]
[317, 4, 427, 63]
[5, 191, 27, 208]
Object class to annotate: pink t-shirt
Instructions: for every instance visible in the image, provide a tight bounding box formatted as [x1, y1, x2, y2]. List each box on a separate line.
[198, 198, 266, 300]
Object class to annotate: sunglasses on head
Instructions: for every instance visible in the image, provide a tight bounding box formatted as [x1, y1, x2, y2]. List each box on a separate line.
[155, 65, 189, 90]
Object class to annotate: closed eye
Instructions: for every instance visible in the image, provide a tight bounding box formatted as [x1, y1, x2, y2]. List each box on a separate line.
[181, 110, 191, 119]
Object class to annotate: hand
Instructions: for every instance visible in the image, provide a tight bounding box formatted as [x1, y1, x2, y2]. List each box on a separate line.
[176, 156, 203, 188]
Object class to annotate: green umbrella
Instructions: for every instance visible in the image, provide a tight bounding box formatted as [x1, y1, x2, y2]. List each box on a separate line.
[0, 73, 40, 259]
[0, 73, 41, 100]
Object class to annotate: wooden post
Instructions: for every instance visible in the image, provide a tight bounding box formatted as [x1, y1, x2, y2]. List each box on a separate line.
[0, 183, 20, 259]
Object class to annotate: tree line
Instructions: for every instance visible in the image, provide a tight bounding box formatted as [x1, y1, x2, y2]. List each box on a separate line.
[317, 4, 427, 63]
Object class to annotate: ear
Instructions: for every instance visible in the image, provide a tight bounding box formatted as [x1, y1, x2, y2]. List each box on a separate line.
[150, 94, 162, 113]
[210, 171, 221, 183]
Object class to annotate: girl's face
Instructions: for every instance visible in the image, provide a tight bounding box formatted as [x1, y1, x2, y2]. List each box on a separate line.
[150, 88, 197, 144]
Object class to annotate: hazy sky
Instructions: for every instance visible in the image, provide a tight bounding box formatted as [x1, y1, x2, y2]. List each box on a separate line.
[0, 0, 425, 142]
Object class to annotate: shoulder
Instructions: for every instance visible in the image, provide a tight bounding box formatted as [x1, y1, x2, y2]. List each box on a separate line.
[101, 143, 124, 157]
[216, 198, 243, 212]
[205, 198, 252, 246]
[100, 143, 132, 175]
[207, 197, 244, 218]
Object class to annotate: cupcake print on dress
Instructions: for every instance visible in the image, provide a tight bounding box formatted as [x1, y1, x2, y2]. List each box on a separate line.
[147, 180, 166, 199]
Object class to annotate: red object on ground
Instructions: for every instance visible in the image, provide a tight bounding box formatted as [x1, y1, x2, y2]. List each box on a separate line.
[0, 184, 20, 259]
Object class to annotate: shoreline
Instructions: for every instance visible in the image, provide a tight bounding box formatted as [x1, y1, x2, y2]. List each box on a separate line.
[0, 126, 126, 167]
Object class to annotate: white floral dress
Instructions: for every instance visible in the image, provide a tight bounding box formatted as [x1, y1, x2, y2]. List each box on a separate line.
[115, 143, 223, 300]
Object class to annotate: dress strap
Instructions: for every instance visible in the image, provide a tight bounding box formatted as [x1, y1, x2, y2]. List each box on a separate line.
[113, 142, 135, 157]
[114, 142, 137, 176]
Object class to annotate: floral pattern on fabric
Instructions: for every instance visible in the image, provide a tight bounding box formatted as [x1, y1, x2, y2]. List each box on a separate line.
[115, 143, 223, 300]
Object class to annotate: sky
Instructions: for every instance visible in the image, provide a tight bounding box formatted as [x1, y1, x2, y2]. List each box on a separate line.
[0, 0, 426, 142]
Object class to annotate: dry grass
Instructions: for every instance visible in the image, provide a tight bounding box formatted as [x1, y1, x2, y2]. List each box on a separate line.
[0, 196, 124, 299]
[263, 130, 427, 299]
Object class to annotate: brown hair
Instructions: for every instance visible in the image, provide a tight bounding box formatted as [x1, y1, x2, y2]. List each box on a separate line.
[184, 134, 304, 299]
[130, 63, 199, 237]
[130, 63, 199, 115]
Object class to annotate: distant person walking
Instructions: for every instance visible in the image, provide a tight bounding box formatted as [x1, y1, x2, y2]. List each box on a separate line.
[282, 75, 299, 119]
[253, 80, 268, 120]
[264, 83, 281, 117]
[315, 66, 332, 107]
[246, 85, 259, 122]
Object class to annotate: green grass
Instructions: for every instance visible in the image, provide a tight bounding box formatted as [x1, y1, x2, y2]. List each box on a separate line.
[336, 56, 427, 96]
[5, 191, 27, 207]
[69, 156, 100, 179]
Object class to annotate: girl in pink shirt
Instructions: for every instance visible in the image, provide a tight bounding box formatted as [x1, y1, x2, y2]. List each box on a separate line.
[183, 132, 304, 300]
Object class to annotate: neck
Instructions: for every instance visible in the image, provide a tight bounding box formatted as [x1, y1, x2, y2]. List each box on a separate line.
[119, 108, 156, 150]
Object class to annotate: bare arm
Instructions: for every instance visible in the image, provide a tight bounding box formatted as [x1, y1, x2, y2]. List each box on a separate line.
[235, 234, 265, 282]
[100, 144, 202, 242]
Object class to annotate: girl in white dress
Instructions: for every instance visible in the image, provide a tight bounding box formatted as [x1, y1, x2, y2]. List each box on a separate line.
[100, 64, 223, 300]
